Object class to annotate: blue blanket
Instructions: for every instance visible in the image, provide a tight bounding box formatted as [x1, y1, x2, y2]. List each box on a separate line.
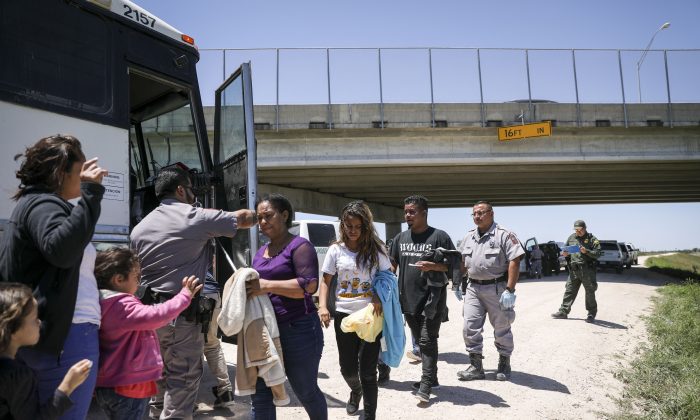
[372, 269, 405, 368]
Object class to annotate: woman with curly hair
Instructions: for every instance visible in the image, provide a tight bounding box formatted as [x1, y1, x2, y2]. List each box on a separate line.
[0, 135, 107, 419]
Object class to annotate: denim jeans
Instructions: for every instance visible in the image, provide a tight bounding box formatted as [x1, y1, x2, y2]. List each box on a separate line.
[334, 312, 380, 418]
[95, 387, 149, 420]
[251, 313, 327, 420]
[404, 313, 442, 387]
[18, 323, 99, 420]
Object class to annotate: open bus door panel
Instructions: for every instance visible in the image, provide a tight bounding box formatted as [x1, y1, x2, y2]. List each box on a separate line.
[213, 63, 258, 286]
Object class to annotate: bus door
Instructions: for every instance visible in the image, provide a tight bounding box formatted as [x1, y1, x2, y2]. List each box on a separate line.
[126, 68, 206, 231]
[213, 63, 258, 280]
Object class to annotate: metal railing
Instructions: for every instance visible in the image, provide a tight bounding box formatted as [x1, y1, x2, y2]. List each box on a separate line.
[198, 47, 700, 129]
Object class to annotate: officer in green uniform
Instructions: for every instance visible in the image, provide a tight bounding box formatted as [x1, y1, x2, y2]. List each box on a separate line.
[551, 220, 601, 323]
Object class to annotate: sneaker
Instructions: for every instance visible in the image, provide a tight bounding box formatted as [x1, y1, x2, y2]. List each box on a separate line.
[377, 363, 391, 386]
[212, 386, 235, 408]
[585, 314, 595, 323]
[414, 383, 430, 403]
[551, 311, 568, 319]
[346, 391, 362, 415]
[149, 401, 163, 419]
[412, 380, 440, 391]
[406, 350, 422, 362]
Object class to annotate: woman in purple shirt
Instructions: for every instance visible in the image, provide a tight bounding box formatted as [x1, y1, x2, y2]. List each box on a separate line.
[249, 193, 327, 419]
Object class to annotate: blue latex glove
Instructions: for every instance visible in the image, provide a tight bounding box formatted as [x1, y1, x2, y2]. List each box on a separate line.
[454, 288, 463, 301]
[499, 289, 516, 310]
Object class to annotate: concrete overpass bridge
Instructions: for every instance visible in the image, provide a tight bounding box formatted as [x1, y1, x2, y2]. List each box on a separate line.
[200, 102, 700, 235]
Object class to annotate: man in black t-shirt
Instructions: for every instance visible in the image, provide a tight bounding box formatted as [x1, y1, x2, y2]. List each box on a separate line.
[389, 195, 455, 403]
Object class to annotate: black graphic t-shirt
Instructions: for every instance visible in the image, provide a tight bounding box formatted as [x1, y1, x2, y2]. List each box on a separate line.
[390, 227, 455, 315]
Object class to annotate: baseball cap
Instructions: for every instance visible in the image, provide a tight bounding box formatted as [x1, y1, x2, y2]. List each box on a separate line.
[573, 220, 586, 229]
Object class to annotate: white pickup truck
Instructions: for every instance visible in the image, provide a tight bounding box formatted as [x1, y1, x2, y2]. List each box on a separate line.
[597, 240, 625, 274]
[621, 242, 639, 267]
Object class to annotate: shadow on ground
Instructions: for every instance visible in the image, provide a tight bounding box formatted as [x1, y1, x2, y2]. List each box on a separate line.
[508, 371, 570, 393]
[380, 379, 508, 408]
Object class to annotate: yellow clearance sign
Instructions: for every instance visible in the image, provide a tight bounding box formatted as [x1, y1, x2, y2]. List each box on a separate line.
[498, 121, 552, 141]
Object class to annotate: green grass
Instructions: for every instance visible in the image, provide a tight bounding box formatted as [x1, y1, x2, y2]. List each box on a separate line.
[610, 265, 700, 419]
[644, 254, 700, 282]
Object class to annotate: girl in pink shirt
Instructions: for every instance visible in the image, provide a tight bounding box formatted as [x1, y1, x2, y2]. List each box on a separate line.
[93, 248, 201, 420]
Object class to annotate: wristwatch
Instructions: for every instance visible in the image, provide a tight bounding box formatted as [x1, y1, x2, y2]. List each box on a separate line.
[506, 286, 515, 293]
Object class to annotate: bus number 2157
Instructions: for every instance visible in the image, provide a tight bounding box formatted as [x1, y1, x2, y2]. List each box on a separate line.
[122, 5, 155, 28]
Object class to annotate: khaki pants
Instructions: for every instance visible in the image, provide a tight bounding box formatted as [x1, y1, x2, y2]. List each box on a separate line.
[462, 281, 516, 357]
[152, 317, 204, 420]
[203, 291, 233, 394]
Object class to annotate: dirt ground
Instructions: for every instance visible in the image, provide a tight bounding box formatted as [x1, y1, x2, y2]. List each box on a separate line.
[88, 258, 668, 419]
[176, 257, 667, 420]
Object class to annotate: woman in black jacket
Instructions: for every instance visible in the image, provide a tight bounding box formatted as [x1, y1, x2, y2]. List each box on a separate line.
[0, 135, 107, 420]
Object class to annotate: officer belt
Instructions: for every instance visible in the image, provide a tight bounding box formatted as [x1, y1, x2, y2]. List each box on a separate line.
[469, 274, 507, 285]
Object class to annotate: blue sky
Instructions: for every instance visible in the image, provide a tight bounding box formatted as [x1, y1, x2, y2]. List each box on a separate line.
[140, 0, 700, 251]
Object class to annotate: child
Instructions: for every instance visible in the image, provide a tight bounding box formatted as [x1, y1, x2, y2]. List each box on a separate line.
[93, 247, 201, 420]
[0, 283, 92, 419]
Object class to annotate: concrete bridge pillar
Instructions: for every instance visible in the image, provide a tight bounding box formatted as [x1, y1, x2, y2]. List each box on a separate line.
[385, 222, 402, 244]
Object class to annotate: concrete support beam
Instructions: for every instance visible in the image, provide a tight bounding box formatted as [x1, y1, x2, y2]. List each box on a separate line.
[258, 184, 403, 224]
[385, 222, 402, 243]
[253, 126, 700, 207]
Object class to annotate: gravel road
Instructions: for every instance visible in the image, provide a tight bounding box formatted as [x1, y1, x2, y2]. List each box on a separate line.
[184, 260, 670, 420]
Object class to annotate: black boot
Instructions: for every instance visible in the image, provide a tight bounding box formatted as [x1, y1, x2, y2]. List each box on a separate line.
[457, 353, 485, 381]
[346, 390, 362, 415]
[377, 363, 391, 386]
[496, 354, 511, 381]
[343, 375, 363, 415]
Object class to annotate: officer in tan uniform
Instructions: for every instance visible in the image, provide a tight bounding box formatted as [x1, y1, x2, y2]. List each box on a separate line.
[457, 201, 524, 382]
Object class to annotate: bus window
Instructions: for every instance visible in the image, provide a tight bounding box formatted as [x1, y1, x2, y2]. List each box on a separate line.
[140, 104, 203, 174]
[218, 75, 246, 160]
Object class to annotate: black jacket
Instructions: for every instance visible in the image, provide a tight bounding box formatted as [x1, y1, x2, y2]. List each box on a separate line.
[419, 247, 462, 320]
[0, 183, 103, 355]
[0, 357, 72, 419]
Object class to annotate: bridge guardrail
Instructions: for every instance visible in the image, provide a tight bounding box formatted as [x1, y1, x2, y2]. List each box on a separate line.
[195, 48, 700, 129]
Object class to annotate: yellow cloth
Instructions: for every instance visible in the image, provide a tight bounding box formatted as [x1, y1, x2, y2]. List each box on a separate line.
[340, 303, 384, 342]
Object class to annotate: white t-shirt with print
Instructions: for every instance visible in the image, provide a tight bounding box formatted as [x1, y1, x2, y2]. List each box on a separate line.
[321, 243, 392, 314]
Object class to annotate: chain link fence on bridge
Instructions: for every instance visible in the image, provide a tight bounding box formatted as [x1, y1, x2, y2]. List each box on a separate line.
[195, 47, 700, 128]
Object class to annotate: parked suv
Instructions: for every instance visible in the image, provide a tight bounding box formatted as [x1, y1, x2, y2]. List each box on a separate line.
[619, 244, 631, 269]
[623, 242, 639, 266]
[597, 240, 625, 274]
[259, 218, 340, 296]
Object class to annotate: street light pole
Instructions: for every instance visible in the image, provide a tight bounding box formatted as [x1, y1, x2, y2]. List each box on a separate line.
[637, 22, 670, 103]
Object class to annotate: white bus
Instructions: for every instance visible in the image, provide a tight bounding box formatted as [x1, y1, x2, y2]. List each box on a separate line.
[0, 0, 257, 279]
